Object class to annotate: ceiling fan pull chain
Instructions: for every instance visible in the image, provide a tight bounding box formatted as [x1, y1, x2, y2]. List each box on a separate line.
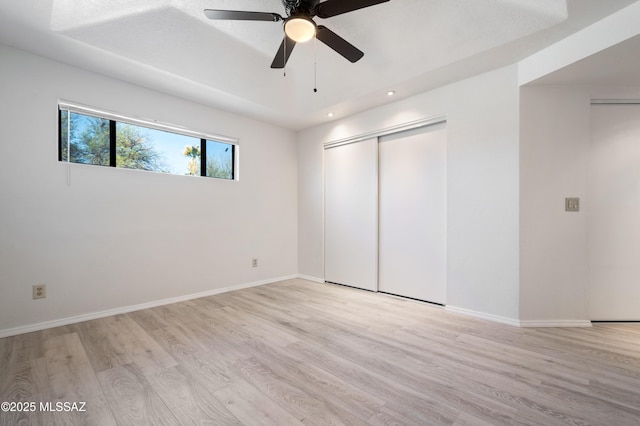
[313, 35, 318, 93]
[284, 37, 287, 77]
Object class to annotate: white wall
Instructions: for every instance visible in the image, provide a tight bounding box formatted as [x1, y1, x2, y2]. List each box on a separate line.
[0, 45, 298, 335]
[519, 86, 591, 324]
[517, 4, 640, 325]
[297, 65, 521, 323]
[519, 85, 640, 325]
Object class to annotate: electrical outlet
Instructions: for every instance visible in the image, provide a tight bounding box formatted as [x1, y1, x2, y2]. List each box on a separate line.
[33, 284, 46, 299]
[252, 258, 258, 268]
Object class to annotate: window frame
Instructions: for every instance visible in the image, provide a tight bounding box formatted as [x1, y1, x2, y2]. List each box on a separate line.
[57, 101, 238, 181]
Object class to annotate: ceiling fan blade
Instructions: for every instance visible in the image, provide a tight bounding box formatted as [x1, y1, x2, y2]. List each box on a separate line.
[204, 9, 282, 22]
[271, 36, 297, 69]
[315, 0, 389, 18]
[316, 26, 364, 63]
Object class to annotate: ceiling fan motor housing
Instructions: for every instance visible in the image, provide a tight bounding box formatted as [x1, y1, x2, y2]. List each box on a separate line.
[282, 0, 319, 16]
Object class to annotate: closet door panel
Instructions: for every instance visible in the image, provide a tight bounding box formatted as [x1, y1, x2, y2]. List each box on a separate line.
[324, 139, 378, 291]
[588, 104, 640, 320]
[378, 124, 447, 303]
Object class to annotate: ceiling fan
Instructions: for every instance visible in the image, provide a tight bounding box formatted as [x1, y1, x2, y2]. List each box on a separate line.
[204, 0, 390, 69]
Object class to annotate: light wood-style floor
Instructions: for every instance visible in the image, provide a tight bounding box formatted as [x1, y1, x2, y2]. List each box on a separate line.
[1, 279, 639, 425]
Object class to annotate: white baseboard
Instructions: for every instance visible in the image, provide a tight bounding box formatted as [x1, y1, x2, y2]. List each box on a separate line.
[445, 305, 521, 327]
[2, 275, 595, 338]
[0, 275, 297, 339]
[446, 305, 593, 328]
[519, 320, 592, 328]
[296, 274, 325, 283]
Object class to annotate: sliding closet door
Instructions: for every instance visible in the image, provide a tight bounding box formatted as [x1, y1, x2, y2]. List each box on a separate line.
[378, 123, 447, 304]
[588, 104, 640, 320]
[324, 138, 378, 291]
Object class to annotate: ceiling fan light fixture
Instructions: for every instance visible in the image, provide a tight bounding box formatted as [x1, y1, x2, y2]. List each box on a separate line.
[285, 17, 316, 43]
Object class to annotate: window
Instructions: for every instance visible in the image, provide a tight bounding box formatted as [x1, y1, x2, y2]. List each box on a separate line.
[59, 110, 110, 166]
[58, 103, 236, 180]
[206, 139, 234, 179]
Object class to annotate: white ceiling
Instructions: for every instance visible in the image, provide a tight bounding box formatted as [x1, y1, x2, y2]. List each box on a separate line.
[0, 0, 638, 130]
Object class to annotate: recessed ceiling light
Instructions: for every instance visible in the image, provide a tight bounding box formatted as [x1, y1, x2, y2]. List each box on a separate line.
[327, 112, 334, 117]
[387, 91, 395, 96]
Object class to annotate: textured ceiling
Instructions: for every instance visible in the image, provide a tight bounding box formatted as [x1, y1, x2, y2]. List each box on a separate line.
[0, 0, 638, 130]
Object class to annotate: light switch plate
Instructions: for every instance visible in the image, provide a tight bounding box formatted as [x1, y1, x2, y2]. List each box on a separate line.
[565, 197, 580, 212]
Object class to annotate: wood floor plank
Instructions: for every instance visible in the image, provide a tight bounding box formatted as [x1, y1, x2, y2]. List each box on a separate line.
[213, 379, 304, 426]
[532, 328, 640, 372]
[1, 278, 639, 425]
[177, 305, 255, 346]
[71, 318, 132, 373]
[176, 348, 240, 394]
[219, 291, 312, 328]
[366, 407, 429, 426]
[0, 358, 54, 426]
[287, 339, 460, 425]
[297, 321, 519, 425]
[146, 365, 242, 425]
[129, 308, 172, 331]
[589, 375, 640, 412]
[241, 338, 386, 423]
[362, 320, 546, 396]
[5, 332, 45, 364]
[0, 334, 9, 364]
[231, 356, 366, 425]
[152, 303, 206, 329]
[544, 326, 640, 354]
[149, 325, 209, 362]
[187, 294, 227, 311]
[534, 381, 640, 425]
[102, 314, 177, 374]
[452, 333, 588, 391]
[43, 333, 117, 425]
[97, 363, 179, 426]
[193, 299, 302, 349]
[452, 412, 499, 426]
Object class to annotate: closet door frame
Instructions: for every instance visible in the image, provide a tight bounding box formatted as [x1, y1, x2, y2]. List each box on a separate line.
[323, 116, 447, 294]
